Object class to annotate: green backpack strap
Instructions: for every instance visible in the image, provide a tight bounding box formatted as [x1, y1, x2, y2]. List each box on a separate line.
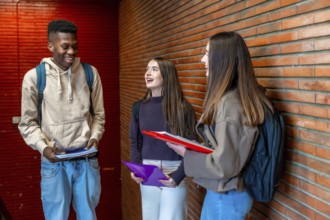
[81, 62, 94, 115]
[35, 62, 95, 124]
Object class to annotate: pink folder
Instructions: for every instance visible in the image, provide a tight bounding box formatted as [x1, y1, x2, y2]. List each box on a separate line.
[142, 130, 214, 154]
[122, 160, 169, 187]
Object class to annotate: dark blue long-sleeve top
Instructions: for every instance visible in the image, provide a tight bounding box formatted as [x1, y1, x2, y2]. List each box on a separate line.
[129, 96, 185, 184]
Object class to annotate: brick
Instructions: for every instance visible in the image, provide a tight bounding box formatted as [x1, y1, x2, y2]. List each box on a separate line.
[287, 139, 317, 157]
[298, 0, 330, 13]
[252, 200, 287, 219]
[281, 40, 314, 54]
[282, 67, 314, 77]
[246, 37, 270, 47]
[316, 93, 330, 105]
[300, 180, 330, 202]
[256, 0, 281, 14]
[298, 23, 330, 39]
[299, 154, 330, 174]
[254, 67, 282, 77]
[314, 213, 330, 220]
[272, 193, 314, 219]
[299, 80, 330, 92]
[246, 0, 267, 8]
[268, 5, 297, 21]
[258, 78, 298, 89]
[256, 21, 282, 35]
[287, 115, 329, 133]
[314, 8, 330, 22]
[246, 13, 269, 27]
[277, 102, 329, 119]
[254, 56, 299, 67]
[283, 13, 314, 29]
[299, 53, 330, 65]
[267, 90, 315, 103]
[281, 185, 318, 218]
[299, 130, 330, 147]
[280, 0, 304, 7]
[315, 38, 330, 50]
[250, 44, 281, 57]
[285, 163, 316, 181]
[316, 172, 330, 189]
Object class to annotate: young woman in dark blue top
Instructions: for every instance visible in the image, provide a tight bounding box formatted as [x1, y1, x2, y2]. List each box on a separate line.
[129, 57, 196, 220]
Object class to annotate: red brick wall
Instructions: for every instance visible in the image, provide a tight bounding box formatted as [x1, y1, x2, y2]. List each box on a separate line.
[119, 0, 330, 219]
[0, 0, 121, 219]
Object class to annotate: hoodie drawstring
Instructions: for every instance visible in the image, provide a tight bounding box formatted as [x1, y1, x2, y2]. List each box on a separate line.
[45, 59, 74, 102]
[68, 68, 73, 102]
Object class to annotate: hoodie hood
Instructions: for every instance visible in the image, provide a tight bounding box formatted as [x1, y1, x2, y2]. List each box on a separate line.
[41, 57, 81, 102]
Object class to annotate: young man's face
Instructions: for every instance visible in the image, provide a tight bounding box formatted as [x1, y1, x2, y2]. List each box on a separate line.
[48, 32, 78, 70]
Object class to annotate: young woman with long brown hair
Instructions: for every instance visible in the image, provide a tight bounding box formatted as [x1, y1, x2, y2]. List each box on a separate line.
[129, 57, 196, 220]
[168, 32, 274, 219]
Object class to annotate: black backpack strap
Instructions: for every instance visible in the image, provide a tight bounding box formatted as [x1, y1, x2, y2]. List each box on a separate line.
[81, 62, 94, 115]
[132, 100, 143, 151]
[36, 63, 46, 124]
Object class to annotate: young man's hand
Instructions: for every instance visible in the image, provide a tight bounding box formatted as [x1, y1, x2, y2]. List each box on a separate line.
[43, 146, 60, 162]
[86, 138, 98, 149]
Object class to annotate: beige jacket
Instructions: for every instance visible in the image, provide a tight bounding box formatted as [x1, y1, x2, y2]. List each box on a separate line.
[184, 89, 258, 193]
[18, 58, 105, 157]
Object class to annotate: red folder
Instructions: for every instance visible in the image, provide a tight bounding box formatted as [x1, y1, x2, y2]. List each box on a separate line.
[122, 160, 169, 187]
[142, 130, 214, 154]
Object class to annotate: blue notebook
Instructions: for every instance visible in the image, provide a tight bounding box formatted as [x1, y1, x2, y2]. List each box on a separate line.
[55, 147, 98, 159]
[122, 160, 169, 187]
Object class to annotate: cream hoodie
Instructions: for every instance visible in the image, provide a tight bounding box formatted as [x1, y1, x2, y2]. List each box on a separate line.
[18, 58, 105, 157]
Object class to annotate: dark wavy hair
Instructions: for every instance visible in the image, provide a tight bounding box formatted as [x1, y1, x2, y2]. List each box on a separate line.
[201, 32, 273, 126]
[143, 57, 196, 138]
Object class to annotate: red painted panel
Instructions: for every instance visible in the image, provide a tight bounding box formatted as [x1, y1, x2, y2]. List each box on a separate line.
[0, 1, 120, 219]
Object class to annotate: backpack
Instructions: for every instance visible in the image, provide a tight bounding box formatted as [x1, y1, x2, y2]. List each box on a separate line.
[132, 99, 143, 151]
[242, 107, 285, 202]
[36, 62, 94, 123]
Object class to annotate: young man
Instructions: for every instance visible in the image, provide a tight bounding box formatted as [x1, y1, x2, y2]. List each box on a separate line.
[18, 20, 105, 220]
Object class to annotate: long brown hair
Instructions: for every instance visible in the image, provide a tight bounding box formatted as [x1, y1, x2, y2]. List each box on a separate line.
[143, 57, 195, 138]
[201, 32, 273, 126]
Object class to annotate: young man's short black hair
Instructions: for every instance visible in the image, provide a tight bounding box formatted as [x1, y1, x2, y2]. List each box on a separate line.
[48, 19, 77, 40]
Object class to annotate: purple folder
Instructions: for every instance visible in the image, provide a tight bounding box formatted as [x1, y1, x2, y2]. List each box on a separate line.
[122, 160, 169, 187]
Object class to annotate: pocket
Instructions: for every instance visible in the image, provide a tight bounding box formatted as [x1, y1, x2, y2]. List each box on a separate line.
[50, 118, 90, 148]
[41, 161, 60, 178]
[88, 158, 100, 170]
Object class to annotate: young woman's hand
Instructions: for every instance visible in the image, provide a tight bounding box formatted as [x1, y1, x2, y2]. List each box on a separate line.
[166, 142, 187, 156]
[159, 177, 177, 188]
[130, 172, 144, 184]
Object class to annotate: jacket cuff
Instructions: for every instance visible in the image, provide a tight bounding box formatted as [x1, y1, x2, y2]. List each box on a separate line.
[169, 162, 185, 185]
[36, 141, 48, 155]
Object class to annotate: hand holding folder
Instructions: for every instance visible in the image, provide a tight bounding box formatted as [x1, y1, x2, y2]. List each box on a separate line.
[142, 130, 213, 154]
[122, 160, 169, 187]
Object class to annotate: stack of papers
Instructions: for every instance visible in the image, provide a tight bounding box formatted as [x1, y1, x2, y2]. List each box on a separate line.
[55, 147, 98, 159]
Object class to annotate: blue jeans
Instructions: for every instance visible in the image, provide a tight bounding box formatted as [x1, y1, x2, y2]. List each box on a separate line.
[40, 158, 101, 220]
[201, 189, 253, 220]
